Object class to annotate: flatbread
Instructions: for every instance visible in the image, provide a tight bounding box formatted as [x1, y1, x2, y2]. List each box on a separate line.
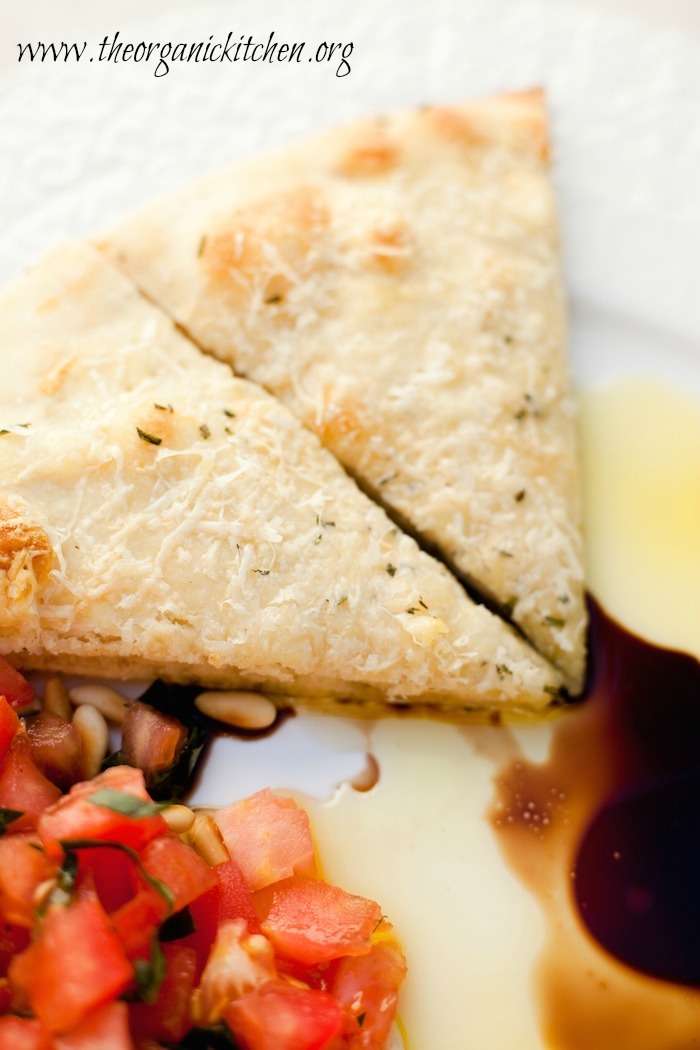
[98, 89, 586, 693]
[0, 242, 565, 712]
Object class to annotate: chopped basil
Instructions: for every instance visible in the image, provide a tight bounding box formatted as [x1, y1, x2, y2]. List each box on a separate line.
[134, 935, 167, 1004]
[252, 569, 270, 576]
[58, 838, 174, 913]
[136, 427, 162, 446]
[496, 663, 513, 678]
[37, 849, 79, 914]
[159, 906, 197, 942]
[386, 564, 397, 576]
[180, 1027, 240, 1049]
[103, 680, 208, 802]
[88, 787, 162, 819]
[57, 849, 79, 894]
[0, 807, 24, 835]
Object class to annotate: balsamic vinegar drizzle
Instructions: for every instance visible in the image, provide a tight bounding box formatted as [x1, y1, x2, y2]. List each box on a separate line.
[489, 598, 700, 1048]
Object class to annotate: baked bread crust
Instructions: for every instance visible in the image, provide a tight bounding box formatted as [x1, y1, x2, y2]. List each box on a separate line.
[0, 242, 566, 713]
[98, 89, 586, 692]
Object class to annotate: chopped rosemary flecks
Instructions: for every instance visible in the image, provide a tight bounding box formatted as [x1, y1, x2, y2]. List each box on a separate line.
[252, 569, 270, 576]
[386, 564, 397, 576]
[199, 423, 211, 440]
[224, 426, 233, 435]
[543, 615, 566, 628]
[264, 293, 282, 304]
[336, 596, 348, 606]
[515, 489, 526, 502]
[418, 597, 428, 609]
[136, 427, 162, 446]
[405, 607, 417, 615]
[514, 408, 527, 421]
[154, 403, 174, 413]
[223, 409, 236, 418]
[496, 663, 513, 678]
[0, 422, 31, 436]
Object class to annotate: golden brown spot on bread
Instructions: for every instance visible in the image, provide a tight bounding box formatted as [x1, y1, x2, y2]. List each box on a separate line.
[337, 134, 398, 177]
[316, 395, 365, 447]
[422, 107, 486, 147]
[201, 188, 329, 309]
[0, 502, 54, 584]
[368, 223, 411, 274]
[40, 355, 76, 396]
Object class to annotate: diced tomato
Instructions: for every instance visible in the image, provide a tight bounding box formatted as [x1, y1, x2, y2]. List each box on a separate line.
[120, 701, 187, 789]
[0, 1015, 52, 1050]
[0, 697, 19, 762]
[256, 877, 382, 966]
[331, 926, 407, 1049]
[0, 730, 61, 831]
[214, 789, 316, 892]
[38, 765, 166, 860]
[8, 895, 133, 1033]
[0, 657, 34, 711]
[140, 832, 217, 914]
[25, 711, 83, 790]
[129, 943, 197, 1043]
[110, 885, 167, 960]
[224, 979, 343, 1050]
[0, 922, 30, 978]
[178, 857, 260, 977]
[54, 1001, 133, 1050]
[76, 846, 139, 913]
[0, 832, 56, 927]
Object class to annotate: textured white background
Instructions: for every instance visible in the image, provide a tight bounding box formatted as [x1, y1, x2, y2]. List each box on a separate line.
[1, 0, 699, 368]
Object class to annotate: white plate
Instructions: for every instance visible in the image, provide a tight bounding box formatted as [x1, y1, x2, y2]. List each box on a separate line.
[2, 3, 699, 1048]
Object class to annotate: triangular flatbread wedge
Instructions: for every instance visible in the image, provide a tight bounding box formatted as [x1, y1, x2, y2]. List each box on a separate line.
[99, 89, 586, 693]
[0, 242, 565, 712]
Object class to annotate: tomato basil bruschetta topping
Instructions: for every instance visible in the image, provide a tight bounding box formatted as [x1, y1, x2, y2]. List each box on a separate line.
[0, 660, 407, 1050]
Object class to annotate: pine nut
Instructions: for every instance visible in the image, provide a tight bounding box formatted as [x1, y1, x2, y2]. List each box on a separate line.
[72, 703, 109, 779]
[161, 804, 196, 835]
[69, 684, 129, 725]
[188, 813, 229, 866]
[33, 877, 57, 910]
[194, 690, 277, 730]
[43, 676, 72, 721]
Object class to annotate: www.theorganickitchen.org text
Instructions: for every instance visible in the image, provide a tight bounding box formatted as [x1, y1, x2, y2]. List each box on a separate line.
[17, 31, 354, 78]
